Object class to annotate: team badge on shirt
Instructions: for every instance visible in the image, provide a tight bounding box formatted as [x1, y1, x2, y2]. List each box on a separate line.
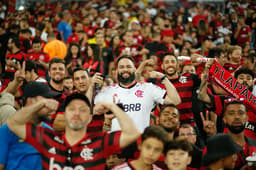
[179, 76, 187, 83]
[135, 90, 144, 98]
[80, 146, 93, 161]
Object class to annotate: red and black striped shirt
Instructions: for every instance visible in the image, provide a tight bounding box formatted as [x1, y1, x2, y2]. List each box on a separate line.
[25, 124, 121, 170]
[170, 74, 200, 126]
[210, 94, 256, 140]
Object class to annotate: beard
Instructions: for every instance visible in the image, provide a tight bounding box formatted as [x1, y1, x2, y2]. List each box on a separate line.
[226, 123, 245, 134]
[66, 120, 87, 131]
[52, 77, 64, 84]
[163, 67, 177, 77]
[118, 72, 135, 85]
[159, 124, 177, 133]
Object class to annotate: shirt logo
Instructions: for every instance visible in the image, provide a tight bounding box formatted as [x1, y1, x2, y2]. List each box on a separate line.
[39, 55, 44, 60]
[48, 147, 56, 154]
[80, 146, 93, 161]
[54, 136, 64, 144]
[135, 90, 144, 98]
[81, 139, 91, 145]
[179, 76, 187, 83]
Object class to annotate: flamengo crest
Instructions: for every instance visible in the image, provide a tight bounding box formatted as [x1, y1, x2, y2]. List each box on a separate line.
[80, 146, 93, 161]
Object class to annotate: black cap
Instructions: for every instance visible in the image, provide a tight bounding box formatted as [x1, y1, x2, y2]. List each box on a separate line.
[203, 134, 242, 166]
[64, 93, 92, 113]
[23, 82, 61, 100]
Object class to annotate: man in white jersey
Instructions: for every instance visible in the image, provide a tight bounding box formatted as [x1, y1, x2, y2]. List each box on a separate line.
[94, 55, 181, 132]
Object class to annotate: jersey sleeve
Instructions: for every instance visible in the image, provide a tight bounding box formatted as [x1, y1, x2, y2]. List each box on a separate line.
[148, 83, 166, 105]
[103, 131, 121, 157]
[209, 94, 226, 116]
[0, 124, 17, 165]
[94, 87, 111, 104]
[24, 123, 47, 153]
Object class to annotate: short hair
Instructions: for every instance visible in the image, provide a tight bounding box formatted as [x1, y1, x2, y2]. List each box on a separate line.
[181, 64, 195, 73]
[9, 36, 20, 48]
[162, 52, 177, 62]
[180, 124, 196, 135]
[208, 47, 224, 58]
[245, 53, 256, 64]
[116, 55, 135, 66]
[25, 60, 38, 74]
[49, 58, 65, 70]
[227, 45, 242, 56]
[234, 67, 254, 79]
[64, 75, 72, 80]
[141, 125, 168, 145]
[20, 28, 32, 35]
[72, 67, 89, 77]
[32, 37, 42, 44]
[224, 100, 246, 114]
[159, 104, 179, 118]
[164, 139, 193, 156]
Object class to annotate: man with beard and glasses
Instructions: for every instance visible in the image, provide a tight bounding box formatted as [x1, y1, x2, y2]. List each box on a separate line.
[161, 53, 201, 127]
[6, 93, 140, 169]
[94, 55, 181, 133]
[198, 65, 256, 140]
[223, 99, 256, 169]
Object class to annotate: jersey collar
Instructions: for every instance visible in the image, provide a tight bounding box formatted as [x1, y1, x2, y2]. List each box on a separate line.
[119, 81, 137, 89]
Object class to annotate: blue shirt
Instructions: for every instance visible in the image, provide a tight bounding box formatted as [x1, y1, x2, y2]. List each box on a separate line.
[57, 21, 72, 42]
[0, 124, 42, 170]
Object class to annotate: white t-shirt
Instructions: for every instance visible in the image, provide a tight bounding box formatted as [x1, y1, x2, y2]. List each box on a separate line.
[94, 82, 166, 132]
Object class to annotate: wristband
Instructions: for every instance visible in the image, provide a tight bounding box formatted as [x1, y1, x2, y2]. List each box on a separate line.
[160, 75, 167, 82]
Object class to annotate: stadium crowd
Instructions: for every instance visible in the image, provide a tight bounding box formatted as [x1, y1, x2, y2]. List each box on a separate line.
[0, 0, 256, 169]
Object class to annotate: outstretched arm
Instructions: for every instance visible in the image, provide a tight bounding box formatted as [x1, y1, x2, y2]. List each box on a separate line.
[94, 103, 141, 149]
[149, 71, 181, 105]
[7, 99, 58, 139]
[198, 60, 214, 104]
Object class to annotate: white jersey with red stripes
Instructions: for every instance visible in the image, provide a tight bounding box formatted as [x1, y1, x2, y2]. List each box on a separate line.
[94, 82, 166, 132]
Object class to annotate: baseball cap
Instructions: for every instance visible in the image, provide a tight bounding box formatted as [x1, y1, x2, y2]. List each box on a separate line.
[23, 82, 61, 100]
[64, 93, 92, 114]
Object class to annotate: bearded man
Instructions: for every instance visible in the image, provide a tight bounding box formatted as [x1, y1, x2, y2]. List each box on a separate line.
[223, 100, 256, 169]
[94, 55, 180, 132]
[161, 53, 201, 127]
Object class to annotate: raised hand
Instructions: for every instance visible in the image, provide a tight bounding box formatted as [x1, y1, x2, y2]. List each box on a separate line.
[38, 99, 59, 117]
[200, 111, 216, 136]
[91, 73, 104, 87]
[148, 70, 165, 79]
[14, 61, 26, 83]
